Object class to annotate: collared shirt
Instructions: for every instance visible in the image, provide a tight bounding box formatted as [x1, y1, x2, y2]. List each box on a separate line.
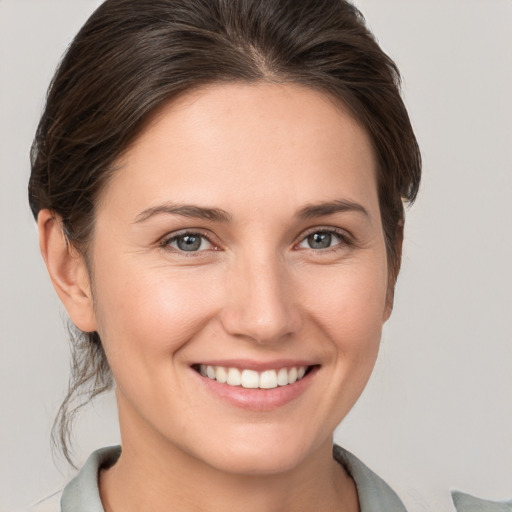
[30, 445, 512, 511]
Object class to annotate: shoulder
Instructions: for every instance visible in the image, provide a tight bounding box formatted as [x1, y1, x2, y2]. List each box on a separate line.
[451, 491, 512, 512]
[28, 446, 121, 512]
[333, 444, 408, 512]
[60, 445, 121, 511]
[333, 445, 512, 512]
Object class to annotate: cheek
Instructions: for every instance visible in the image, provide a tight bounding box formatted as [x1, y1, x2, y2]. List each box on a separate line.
[91, 260, 223, 376]
[296, 256, 387, 398]
[298, 258, 388, 340]
[286, 259, 387, 429]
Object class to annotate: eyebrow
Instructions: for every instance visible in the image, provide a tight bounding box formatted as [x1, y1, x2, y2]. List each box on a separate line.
[134, 203, 232, 224]
[296, 199, 369, 220]
[134, 198, 369, 224]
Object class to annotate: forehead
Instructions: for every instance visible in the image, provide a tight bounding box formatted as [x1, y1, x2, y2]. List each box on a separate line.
[99, 82, 378, 217]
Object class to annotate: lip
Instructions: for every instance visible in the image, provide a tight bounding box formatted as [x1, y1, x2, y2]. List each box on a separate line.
[190, 361, 319, 412]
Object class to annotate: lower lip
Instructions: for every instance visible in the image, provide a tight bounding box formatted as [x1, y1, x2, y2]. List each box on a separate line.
[193, 367, 318, 411]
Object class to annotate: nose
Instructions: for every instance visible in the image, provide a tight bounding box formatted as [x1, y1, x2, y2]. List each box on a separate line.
[220, 252, 302, 345]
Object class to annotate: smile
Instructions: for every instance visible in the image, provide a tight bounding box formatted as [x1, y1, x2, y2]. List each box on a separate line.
[197, 364, 309, 389]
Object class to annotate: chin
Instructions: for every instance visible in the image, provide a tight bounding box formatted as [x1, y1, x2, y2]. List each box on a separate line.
[192, 425, 329, 476]
[207, 447, 308, 476]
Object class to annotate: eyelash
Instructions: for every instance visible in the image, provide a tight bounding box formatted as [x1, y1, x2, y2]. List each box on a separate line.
[160, 230, 217, 255]
[159, 227, 354, 255]
[295, 227, 354, 252]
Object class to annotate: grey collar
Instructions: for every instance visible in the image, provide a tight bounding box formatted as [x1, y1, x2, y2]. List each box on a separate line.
[61, 446, 121, 512]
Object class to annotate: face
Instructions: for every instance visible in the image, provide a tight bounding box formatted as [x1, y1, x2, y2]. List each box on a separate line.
[88, 82, 390, 475]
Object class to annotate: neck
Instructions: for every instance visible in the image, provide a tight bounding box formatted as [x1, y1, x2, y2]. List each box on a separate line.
[100, 400, 359, 512]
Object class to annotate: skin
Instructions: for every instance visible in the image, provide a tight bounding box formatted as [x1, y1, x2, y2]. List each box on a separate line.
[39, 82, 391, 512]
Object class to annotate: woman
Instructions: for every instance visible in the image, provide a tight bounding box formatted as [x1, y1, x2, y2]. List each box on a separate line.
[26, 0, 509, 511]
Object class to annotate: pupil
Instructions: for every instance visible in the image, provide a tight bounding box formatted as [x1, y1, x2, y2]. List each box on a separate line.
[178, 235, 201, 251]
[308, 232, 331, 249]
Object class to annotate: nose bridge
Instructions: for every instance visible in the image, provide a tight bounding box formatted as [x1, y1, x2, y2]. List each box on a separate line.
[221, 247, 300, 344]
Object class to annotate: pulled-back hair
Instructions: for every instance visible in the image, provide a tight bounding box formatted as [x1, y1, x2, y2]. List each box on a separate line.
[29, 0, 421, 466]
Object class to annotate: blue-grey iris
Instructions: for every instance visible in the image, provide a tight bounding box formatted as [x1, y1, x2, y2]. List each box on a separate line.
[307, 232, 332, 249]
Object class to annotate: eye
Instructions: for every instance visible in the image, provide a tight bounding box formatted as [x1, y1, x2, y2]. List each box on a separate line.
[297, 229, 347, 250]
[163, 233, 213, 252]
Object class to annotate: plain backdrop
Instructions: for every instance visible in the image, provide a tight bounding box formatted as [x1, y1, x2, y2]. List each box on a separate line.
[1, 1, 511, 511]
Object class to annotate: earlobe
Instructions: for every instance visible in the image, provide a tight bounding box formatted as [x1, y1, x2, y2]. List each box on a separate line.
[38, 209, 97, 333]
[383, 277, 395, 322]
[383, 296, 393, 322]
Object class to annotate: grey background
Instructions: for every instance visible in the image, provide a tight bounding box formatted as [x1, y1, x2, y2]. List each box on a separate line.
[1, 1, 511, 511]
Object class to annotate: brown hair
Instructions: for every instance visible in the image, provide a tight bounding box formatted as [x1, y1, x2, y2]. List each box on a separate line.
[29, 0, 421, 465]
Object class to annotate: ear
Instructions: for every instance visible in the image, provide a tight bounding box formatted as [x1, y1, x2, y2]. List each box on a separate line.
[38, 209, 97, 332]
[383, 292, 393, 323]
[383, 222, 404, 322]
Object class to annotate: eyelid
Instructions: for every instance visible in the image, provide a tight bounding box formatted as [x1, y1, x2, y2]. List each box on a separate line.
[157, 226, 354, 254]
[294, 226, 354, 250]
[159, 229, 221, 253]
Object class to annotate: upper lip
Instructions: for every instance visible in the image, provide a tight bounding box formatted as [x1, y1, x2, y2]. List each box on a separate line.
[191, 359, 317, 372]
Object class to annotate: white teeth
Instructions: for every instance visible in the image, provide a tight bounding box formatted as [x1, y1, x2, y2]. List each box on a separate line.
[227, 367, 241, 386]
[198, 364, 309, 389]
[216, 366, 227, 383]
[259, 370, 278, 389]
[241, 369, 259, 389]
[277, 368, 288, 386]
